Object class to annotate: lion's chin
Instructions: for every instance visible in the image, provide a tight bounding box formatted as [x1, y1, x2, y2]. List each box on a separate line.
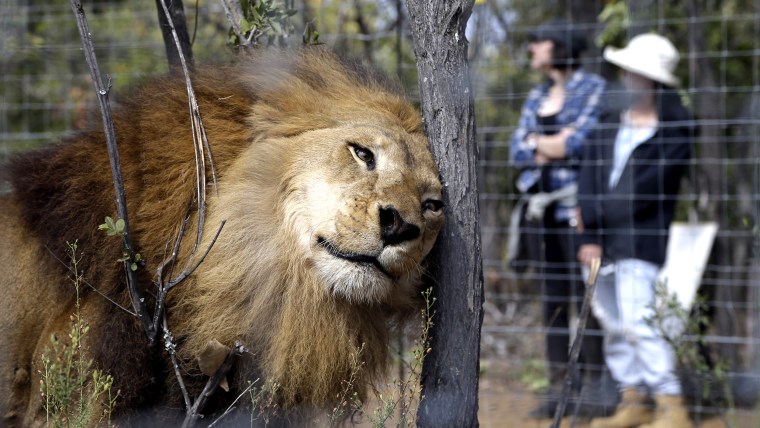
[315, 256, 396, 304]
[313, 237, 422, 304]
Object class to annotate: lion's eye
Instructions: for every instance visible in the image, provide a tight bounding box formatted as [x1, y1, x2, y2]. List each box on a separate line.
[422, 199, 444, 213]
[349, 143, 375, 170]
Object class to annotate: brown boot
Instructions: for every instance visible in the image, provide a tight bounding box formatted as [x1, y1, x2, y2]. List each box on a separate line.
[639, 395, 691, 428]
[590, 388, 653, 428]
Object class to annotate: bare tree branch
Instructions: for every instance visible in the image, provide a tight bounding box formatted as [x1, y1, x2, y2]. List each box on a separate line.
[182, 342, 248, 428]
[68, 0, 155, 340]
[45, 245, 137, 316]
[219, 0, 248, 46]
[156, 0, 219, 245]
[155, 0, 194, 72]
[70, 2, 236, 422]
[551, 258, 601, 427]
[152, 220, 226, 333]
[207, 379, 260, 428]
[70, 0, 223, 348]
[352, 0, 374, 63]
[163, 316, 193, 410]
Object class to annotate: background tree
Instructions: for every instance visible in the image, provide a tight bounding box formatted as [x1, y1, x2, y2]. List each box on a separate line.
[3, 0, 760, 420]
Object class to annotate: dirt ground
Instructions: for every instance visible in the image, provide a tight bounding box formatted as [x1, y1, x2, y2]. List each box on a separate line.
[353, 359, 756, 427]
[477, 359, 759, 428]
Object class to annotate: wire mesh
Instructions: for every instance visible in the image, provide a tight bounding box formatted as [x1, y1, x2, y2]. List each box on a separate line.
[1, 0, 759, 425]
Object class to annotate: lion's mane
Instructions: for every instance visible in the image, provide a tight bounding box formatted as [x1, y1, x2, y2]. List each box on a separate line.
[1, 48, 437, 423]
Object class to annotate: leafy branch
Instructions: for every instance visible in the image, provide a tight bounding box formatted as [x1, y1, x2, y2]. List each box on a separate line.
[221, 0, 320, 48]
[646, 280, 734, 409]
[596, 0, 630, 48]
[99, 216, 143, 272]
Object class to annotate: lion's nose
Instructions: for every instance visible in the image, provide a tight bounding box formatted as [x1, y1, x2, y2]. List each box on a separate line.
[379, 205, 420, 247]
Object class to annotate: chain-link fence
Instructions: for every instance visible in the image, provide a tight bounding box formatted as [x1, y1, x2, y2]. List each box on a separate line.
[2, 0, 760, 425]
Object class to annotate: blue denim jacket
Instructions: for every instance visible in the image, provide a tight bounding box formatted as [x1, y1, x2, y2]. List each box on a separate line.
[510, 69, 605, 222]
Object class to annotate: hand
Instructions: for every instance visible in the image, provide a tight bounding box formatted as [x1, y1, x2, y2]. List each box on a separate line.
[534, 151, 550, 165]
[577, 244, 602, 266]
[559, 127, 576, 139]
[531, 128, 575, 162]
[573, 207, 584, 233]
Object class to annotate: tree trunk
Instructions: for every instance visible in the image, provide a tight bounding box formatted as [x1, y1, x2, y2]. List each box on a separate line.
[155, 0, 194, 72]
[627, 0, 660, 35]
[405, 1, 484, 426]
[352, 0, 374, 64]
[685, 0, 740, 367]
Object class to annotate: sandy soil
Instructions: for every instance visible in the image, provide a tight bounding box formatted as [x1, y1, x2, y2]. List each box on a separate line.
[478, 359, 758, 428]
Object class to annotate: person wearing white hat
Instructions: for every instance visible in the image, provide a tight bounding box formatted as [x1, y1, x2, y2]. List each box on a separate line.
[576, 33, 693, 428]
[509, 20, 613, 419]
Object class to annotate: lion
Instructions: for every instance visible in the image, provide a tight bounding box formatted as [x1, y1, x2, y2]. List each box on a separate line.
[0, 48, 444, 425]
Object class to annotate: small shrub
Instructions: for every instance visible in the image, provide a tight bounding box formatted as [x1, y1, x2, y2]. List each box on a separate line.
[40, 241, 118, 428]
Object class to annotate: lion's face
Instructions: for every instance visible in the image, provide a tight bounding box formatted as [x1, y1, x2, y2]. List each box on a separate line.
[286, 123, 444, 303]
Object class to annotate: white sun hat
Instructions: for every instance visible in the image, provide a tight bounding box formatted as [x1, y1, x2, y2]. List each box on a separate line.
[603, 33, 681, 87]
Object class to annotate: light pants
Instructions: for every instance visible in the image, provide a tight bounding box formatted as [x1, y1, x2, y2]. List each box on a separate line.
[591, 259, 682, 395]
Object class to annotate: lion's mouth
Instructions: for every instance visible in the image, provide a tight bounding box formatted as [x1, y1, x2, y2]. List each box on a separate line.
[316, 237, 393, 279]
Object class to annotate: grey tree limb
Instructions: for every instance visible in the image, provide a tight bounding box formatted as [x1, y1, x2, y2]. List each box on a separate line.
[405, 1, 483, 426]
[551, 259, 601, 428]
[155, 0, 194, 72]
[68, 0, 155, 340]
[219, 0, 248, 46]
[181, 342, 247, 428]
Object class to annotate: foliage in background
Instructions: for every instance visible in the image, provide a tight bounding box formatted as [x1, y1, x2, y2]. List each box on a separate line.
[361, 287, 436, 428]
[40, 241, 118, 428]
[646, 281, 733, 408]
[517, 358, 550, 392]
[231, 0, 298, 47]
[596, 0, 629, 48]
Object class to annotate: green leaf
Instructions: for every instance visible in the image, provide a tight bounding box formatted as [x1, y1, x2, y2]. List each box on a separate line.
[115, 218, 125, 234]
[239, 19, 254, 34]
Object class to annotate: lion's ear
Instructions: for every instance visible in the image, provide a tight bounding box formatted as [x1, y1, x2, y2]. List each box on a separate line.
[197, 339, 231, 392]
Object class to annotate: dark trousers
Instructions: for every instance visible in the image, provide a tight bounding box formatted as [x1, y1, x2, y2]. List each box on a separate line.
[527, 207, 605, 384]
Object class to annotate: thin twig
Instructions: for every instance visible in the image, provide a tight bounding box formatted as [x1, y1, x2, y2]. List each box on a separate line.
[45, 245, 137, 316]
[153, 202, 193, 306]
[551, 258, 602, 428]
[166, 220, 226, 291]
[68, 0, 154, 339]
[157, 0, 218, 253]
[219, 0, 248, 46]
[151, 220, 226, 332]
[182, 341, 247, 428]
[164, 315, 192, 410]
[207, 378, 260, 427]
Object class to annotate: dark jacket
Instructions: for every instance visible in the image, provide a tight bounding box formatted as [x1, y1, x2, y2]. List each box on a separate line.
[577, 89, 693, 266]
